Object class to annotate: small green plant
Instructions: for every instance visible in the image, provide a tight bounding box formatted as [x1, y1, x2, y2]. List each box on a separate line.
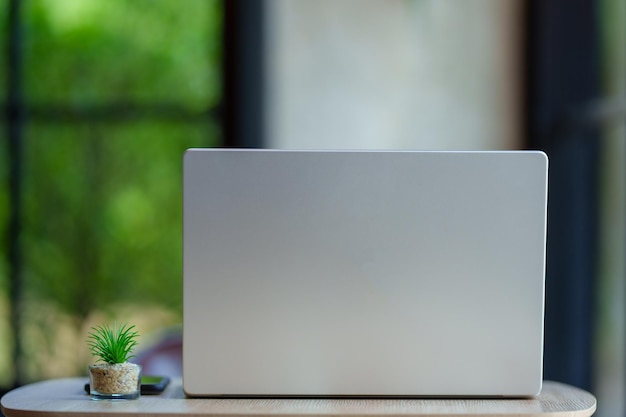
[87, 323, 139, 364]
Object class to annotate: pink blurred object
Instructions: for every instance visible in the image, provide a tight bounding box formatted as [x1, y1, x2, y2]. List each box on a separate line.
[135, 330, 182, 377]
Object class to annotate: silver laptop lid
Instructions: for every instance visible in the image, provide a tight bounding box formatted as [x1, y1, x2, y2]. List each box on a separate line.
[183, 149, 548, 397]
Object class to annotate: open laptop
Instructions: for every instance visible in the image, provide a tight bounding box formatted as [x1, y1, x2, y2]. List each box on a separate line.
[183, 149, 548, 397]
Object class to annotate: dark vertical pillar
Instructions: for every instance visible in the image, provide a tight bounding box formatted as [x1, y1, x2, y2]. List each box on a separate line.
[223, 0, 265, 148]
[6, 0, 25, 388]
[525, 0, 599, 391]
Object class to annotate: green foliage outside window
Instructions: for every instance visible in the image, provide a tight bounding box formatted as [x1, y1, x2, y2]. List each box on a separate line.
[1, 0, 222, 385]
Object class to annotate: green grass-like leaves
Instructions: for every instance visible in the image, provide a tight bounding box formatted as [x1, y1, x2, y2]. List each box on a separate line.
[87, 323, 139, 364]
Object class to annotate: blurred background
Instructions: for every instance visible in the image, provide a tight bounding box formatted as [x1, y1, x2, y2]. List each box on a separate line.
[1, 0, 624, 416]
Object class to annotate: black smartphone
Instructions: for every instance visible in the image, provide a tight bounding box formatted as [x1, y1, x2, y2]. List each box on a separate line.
[85, 375, 170, 395]
[140, 375, 170, 394]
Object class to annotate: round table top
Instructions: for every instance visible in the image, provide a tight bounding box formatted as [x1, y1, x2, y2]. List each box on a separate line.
[1, 378, 596, 417]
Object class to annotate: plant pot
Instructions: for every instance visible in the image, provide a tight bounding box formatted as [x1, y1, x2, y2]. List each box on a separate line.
[88, 363, 142, 400]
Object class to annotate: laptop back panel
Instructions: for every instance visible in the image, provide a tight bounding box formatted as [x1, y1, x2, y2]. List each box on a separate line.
[183, 149, 548, 397]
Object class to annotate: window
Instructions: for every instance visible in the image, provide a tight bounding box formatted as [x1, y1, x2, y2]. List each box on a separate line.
[1, 0, 221, 388]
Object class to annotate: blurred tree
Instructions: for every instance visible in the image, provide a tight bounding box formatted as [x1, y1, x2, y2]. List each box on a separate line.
[23, 0, 221, 108]
[1, 0, 222, 385]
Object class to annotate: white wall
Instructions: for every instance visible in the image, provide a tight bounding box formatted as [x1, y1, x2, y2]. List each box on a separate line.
[265, 0, 523, 150]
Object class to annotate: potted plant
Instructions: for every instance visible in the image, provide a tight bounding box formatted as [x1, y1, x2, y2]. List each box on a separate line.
[87, 323, 141, 400]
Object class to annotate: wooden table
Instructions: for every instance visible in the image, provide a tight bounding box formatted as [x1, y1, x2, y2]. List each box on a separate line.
[1, 378, 596, 417]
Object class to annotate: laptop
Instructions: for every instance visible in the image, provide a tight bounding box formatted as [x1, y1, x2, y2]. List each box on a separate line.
[183, 149, 548, 397]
